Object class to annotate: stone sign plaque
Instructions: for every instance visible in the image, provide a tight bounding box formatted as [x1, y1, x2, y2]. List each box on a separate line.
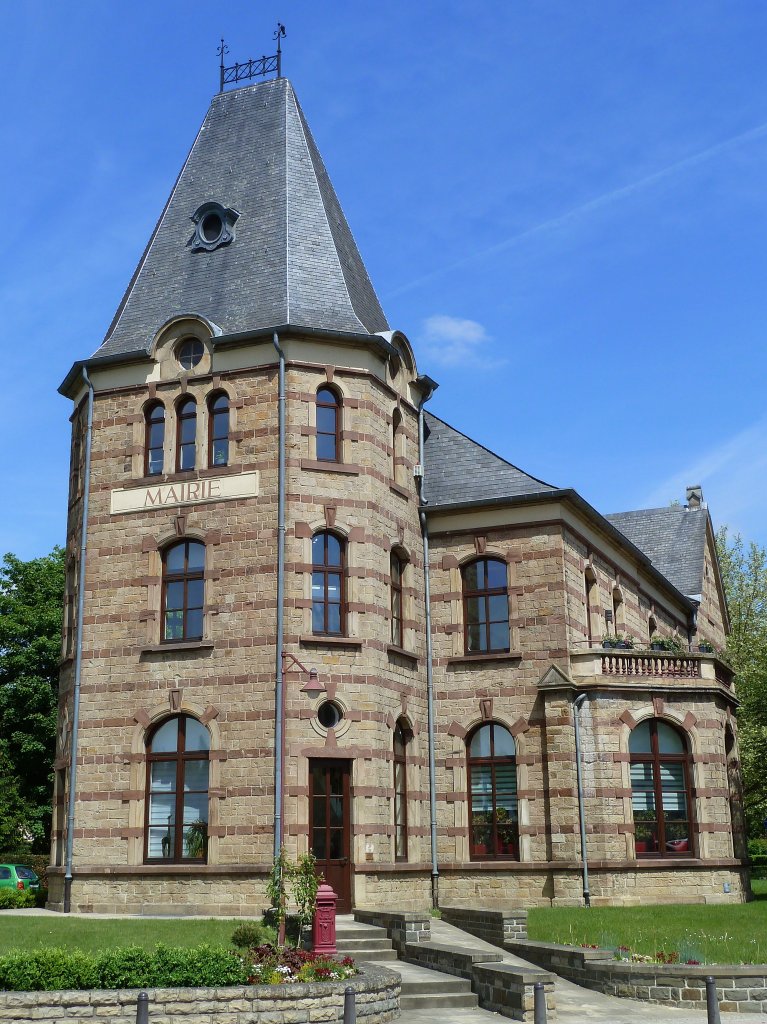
[110, 471, 259, 515]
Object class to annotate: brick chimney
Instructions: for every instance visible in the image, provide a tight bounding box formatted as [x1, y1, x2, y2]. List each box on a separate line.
[685, 485, 704, 510]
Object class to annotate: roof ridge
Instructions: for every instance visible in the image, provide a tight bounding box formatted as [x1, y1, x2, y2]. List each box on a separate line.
[425, 410, 556, 491]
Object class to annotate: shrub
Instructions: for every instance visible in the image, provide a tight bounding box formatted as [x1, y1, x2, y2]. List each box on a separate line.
[232, 920, 275, 949]
[0, 888, 36, 910]
[0, 948, 98, 991]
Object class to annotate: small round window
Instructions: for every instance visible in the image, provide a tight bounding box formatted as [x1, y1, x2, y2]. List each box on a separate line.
[177, 339, 204, 370]
[317, 701, 343, 730]
[201, 212, 223, 244]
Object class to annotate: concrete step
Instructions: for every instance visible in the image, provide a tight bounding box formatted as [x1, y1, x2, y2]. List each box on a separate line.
[335, 924, 389, 939]
[400, 992, 479, 1010]
[335, 936, 394, 950]
[343, 947, 398, 961]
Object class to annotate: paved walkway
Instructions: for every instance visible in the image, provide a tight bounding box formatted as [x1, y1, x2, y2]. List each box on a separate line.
[388, 918, 767, 1024]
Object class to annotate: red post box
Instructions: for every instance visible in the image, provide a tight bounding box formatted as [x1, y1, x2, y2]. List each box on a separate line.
[312, 882, 338, 955]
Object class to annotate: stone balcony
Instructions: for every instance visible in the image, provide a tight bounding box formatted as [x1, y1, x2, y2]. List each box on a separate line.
[569, 645, 734, 690]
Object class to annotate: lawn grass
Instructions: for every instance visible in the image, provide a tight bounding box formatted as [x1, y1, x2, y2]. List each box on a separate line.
[0, 916, 245, 954]
[527, 878, 767, 965]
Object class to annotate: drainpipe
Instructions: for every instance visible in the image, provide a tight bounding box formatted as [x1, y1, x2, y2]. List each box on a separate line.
[63, 366, 94, 913]
[272, 332, 286, 860]
[417, 386, 439, 907]
[573, 692, 591, 908]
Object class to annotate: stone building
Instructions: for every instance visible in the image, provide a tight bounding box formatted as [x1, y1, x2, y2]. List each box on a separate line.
[50, 75, 747, 914]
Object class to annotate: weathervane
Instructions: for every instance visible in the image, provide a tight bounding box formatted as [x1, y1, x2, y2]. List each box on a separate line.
[218, 22, 287, 92]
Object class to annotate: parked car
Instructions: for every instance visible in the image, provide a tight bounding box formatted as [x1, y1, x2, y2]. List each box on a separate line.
[0, 865, 40, 891]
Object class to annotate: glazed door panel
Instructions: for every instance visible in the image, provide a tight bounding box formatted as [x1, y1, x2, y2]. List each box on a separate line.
[309, 760, 351, 912]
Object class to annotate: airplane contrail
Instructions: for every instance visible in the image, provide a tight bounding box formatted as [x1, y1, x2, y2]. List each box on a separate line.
[386, 120, 767, 298]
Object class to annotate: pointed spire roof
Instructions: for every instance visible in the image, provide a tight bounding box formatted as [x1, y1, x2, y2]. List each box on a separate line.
[95, 78, 389, 358]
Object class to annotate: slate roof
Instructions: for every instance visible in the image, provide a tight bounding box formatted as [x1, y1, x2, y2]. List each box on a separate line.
[94, 78, 388, 358]
[423, 412, 556, 507]
[605, 506, 708, 599]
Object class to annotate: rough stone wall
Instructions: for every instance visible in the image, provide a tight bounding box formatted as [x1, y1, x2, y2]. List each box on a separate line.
[0, 969, 401, 1024]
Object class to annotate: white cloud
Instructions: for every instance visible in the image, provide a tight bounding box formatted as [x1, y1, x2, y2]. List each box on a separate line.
[419, 314, 505, 369]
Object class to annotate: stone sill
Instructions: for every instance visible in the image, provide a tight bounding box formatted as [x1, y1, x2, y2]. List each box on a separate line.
[437, 857, 745, 871]
[300, 635, 364, 648]
[47, 864, 271, 877]
[140, 641, 214, 655]
[389, 482, 411, 500]
[447, 651, 522, 666]
[387, 644, 419, 664]
[300, 459, 361, 475]
[133, 465, 240, 487]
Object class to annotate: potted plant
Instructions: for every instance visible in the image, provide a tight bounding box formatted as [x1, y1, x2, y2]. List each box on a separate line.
[698, 641, 714, 653]
[602, 634, 617, 649]
[616, 634, 635, 650]
[472, 813, 491, 857]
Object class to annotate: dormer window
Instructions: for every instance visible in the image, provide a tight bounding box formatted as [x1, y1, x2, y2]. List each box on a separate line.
[191, 202, 239, 253]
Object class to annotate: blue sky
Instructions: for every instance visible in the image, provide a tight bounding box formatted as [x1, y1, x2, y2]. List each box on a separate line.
[2, 1, 766, 559]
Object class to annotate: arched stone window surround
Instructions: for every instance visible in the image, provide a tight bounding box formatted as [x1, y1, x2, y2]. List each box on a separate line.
[142, 398, 167, 477]
[584, 563, 598, 645]
[300, 519, 360, 638]
[449, 714, 530, 864]
[393, 717, 412, 862]
[175, 395, 198, 472]
[206, 388, 232, 468]
[387, 542, 412, 650]
[442, 549, 514, 657]
[391, 406, 405, 486]
[127, 700, 222, 867]
[611, 586, 624, 634]
[161, 538, 205, 642]
[141, 528, 218, 646]
[460, 554, 511, 655]
[618, 708, 700, 860]
[648, 615, 658, 641]
[314, 383, 344, 463]
[149, 314, 219, 380]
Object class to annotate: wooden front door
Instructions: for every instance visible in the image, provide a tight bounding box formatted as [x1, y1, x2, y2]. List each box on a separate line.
[309, 760, 352, 913]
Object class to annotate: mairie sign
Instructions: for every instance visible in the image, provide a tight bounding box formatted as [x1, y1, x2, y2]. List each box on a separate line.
[110, 471, 259, 515]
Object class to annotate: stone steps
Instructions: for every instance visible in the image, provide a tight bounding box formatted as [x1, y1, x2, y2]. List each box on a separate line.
[334, 921, 398, 962]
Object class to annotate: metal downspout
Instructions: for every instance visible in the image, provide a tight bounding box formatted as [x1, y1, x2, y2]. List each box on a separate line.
[573, 692, 591, 908]
[273, 332, 286, 860]
[63, 367, 94, 913]
[418, 391, 439, 907]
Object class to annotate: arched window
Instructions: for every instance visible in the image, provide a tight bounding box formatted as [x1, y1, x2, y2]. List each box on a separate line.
[630, 719, 692, 856]
[145, 402, 165, 476]
[316, 387, 341, 462]
[462, 558, 509, 654]
[467, 722, 518, 860]
[584, 568, 597, 645]
[208, 392, 230, 467]
[393, 720, 410, 861]
[612, 588, 623, 633]
[390, 552, 405, 648]
[162, 540, 205, 642]
[391, 408, 402, 481]
[145, 715, 209, 863]
[312, 532, 345, 635]
[648, 616, 657, 641]
[176, 397, 197, 471]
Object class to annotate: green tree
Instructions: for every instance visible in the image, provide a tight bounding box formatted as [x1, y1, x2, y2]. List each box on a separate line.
[716, 527, 767, 839]
[0, 548, 65, 850]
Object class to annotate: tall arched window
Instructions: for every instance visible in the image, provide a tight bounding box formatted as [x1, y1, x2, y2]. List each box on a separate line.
[648, 616, 658, 641]
[316, 387, 341, 462]
[584, 568, 597, 645]
[630, 719, 692, 856]
[612, 588, 623, 633]
[467, 722, 518, 860]
[312, 532, 345, 635]
[390, 552, 405, 648]
[391, 408, 402, 481]
[462, 558, 509, 654]
[145, 402, 165, 476]
[176, 397, 197, 471]
[393, 720, 410, 861]
[208, 392, 230, 467]
[162, 540, 205, 642]
[145, 715, 209, 863]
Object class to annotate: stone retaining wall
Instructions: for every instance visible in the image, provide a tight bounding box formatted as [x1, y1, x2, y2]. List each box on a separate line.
[507, 939, 767, 1014]
[0, 965, 400, 1024]
[353, 908, 431, 956]
[441, 906, 527, 946]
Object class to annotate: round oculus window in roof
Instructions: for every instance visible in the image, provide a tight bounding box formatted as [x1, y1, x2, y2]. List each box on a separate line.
[191, 202, 239, 252]
[176, 338, 205, 370]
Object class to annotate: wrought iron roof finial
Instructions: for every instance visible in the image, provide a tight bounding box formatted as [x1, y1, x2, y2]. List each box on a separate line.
[274, 22, 286, 79]
[218, 38, 230, 93]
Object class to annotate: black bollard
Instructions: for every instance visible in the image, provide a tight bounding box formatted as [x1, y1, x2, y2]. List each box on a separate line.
[343, 985, 356, 1024]
[533, 980, 547, 1024]
[136, 991, 149, 1024]
[705, 976, 721, 1024]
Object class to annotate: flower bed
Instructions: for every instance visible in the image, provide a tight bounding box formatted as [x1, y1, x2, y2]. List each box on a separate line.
[244, 944, 358, 985]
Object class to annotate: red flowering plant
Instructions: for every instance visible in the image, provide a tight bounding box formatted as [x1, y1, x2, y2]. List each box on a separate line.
[239, 944, 359, 985]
